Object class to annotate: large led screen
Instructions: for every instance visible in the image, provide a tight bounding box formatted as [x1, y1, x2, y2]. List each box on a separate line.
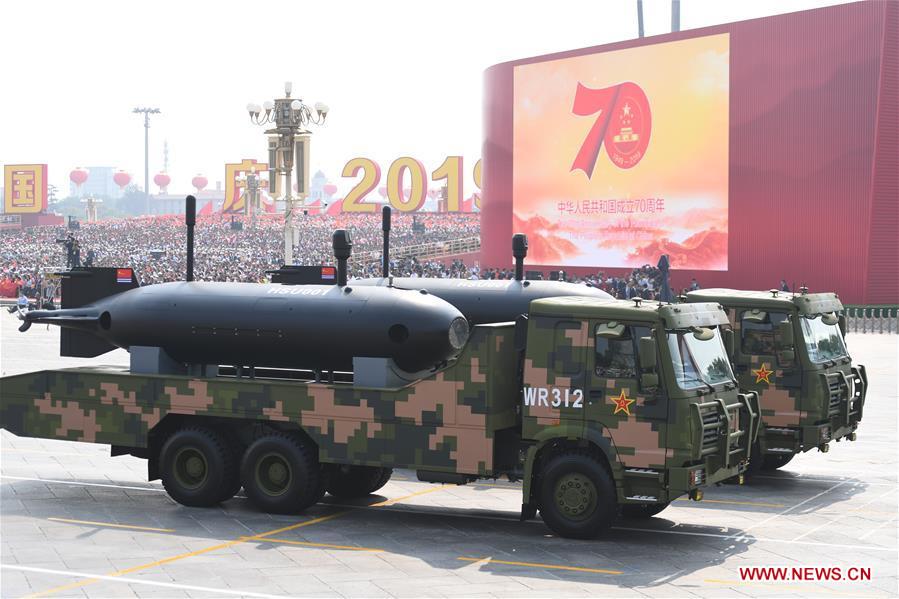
[513, 33, 730, 270]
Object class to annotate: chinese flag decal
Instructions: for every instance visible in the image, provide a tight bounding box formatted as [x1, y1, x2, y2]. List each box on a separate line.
[752, 363, 774, 384]
[611, 390, 635, 416]
[571, 81, 652, 177]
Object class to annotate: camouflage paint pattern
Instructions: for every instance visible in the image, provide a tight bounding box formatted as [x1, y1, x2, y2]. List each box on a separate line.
[0, 324, 518, 477]
[2, 298, 757, 506]
[521, 299, 757, 504]
[703, 292, 865, 456]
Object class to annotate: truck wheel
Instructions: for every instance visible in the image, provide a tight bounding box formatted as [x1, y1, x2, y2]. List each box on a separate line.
[241, 433, 321, 514]
[326, 466, 393, 499]
[537, 451, 616, 539]
[761, 453, 794, 470]
[620, 502, 670, 519]
[160, 427, 238, 507]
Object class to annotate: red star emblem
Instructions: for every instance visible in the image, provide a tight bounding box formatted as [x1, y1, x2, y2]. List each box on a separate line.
[752, 363, 774, 384]
[611, 390, 635, 416]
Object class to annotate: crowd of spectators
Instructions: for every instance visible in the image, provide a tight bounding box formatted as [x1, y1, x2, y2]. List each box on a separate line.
[0, 212, 698, 302]
[0, 213, 480, 296]
[572, 264, 700, 300]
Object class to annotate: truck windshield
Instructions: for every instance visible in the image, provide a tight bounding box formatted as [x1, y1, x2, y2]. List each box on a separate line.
[800, 315, 848, 363]
[666, 328, 734, 390]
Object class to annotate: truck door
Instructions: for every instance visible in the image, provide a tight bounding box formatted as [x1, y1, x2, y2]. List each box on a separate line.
[586, 322, 668, 470]
[736, 309, 800, 428]
[521, 318, 587, 437]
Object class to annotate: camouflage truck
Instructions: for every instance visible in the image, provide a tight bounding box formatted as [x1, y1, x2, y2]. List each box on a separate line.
[686, 289, 866, 473]
[1, 296, 758, 539]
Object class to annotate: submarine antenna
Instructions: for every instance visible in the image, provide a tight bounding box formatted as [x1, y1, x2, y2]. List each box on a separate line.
[185, 195, 196, 282]
[512, 233, 528, 281]
[332, 229, 353, 287]
[382, 205, 391, 279]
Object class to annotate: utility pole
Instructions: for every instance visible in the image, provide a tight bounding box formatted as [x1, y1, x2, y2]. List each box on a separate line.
[247, 83, 328, 265]
[671, 0, 680, 32]
[133, 107, 160, 215]
[637, 0, 644, 37]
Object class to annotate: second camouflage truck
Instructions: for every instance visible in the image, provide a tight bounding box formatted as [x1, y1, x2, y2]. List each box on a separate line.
[686, 289, 866, 473]
[1, 277, 758, 539]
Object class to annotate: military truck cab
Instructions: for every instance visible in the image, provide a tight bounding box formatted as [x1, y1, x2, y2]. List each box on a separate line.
[517, 297, 759, 536]
[686, 289, 866, 471]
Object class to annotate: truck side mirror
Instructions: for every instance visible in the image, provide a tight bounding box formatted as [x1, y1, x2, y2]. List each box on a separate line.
[638, 336, 657, 371]
[743, 309, 767, 324]
[777, 349, 795, 364]
[640, 372, 659, 390]
[722, 328, 735, 358]
[776, 320, 794, 346]
[596, 321, 625, 339]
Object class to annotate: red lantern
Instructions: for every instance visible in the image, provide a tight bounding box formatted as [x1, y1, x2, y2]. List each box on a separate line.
[323, 183, 338, 196]
[153, 172, 171, 192]
[70, 167, 89, 187]
[113, 170, 131, 190]
[191, 174, 208, 192]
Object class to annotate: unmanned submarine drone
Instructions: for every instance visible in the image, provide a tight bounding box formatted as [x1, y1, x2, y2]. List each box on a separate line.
[352, 207, 614, 323]
[19, 213, 469, 373]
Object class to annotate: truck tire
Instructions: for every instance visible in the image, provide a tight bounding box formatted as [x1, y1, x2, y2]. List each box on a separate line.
[761, 453, 794, 470]
[241, 433, 321, 514]
[620, 502, 670, 519]
[537, 451, 616, 539]
[159, 427, 238, 507]
[326, 466, 392, 499]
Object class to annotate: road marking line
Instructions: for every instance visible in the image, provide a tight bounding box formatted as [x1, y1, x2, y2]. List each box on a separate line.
[613, 525, 895, 551]
[674, 497, 786, 508]
[753, 474, 896, 487]
[792, 487, 898, 541]
[47, 517, 174, 533]
[703, 578, 882, 597]
[725, 480, 846, 540]
[858, 516, 898, 541]
[369, 485, 445, 506]
[250, 537, 382, 551]
[2, 564, 287, 598]
[6, 474, 895, 554]
[28, 486, 447, 597]
[458, 556, 622, 575]
[1, 475, 166, 493]
[0, 448, 109, 458]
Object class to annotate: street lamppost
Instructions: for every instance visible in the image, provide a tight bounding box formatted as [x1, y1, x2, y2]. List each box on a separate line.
[132, 107, 161, 216]
[246, 82, 328, 265]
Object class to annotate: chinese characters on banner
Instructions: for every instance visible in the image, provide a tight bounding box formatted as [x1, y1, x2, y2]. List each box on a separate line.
[3, 164, 48, 214]
[513, 34, 730, 270]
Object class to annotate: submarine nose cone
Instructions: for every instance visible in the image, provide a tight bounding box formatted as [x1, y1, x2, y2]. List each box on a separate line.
[448, 317, 469, 350]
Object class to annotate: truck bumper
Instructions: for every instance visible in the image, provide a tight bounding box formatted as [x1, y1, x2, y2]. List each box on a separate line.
[763, 420, 860, 455]
[763, 365, 866, 455]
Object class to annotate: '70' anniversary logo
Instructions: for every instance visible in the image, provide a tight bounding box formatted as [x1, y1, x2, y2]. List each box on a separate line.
[570, 81, 652, 177]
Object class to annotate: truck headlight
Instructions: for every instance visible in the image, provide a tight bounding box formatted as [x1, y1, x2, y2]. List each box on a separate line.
[448, 317, 469, 350]
[689, 468, 705, 487]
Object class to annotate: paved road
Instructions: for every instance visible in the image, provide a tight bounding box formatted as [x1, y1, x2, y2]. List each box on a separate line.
[1, 313, 896, 597]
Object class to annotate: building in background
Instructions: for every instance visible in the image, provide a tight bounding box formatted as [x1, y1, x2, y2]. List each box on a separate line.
[482, 1, 897, 305]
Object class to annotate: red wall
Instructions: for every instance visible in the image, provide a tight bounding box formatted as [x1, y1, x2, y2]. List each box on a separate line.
[482, 1, 897, 304]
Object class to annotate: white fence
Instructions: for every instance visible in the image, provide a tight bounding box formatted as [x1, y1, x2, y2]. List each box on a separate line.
[845, 307, 899, 334]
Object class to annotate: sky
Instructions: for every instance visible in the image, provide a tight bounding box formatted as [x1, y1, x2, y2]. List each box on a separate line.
[1, 0, 849, 200]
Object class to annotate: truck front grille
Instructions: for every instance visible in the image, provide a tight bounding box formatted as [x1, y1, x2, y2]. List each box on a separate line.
[700, 406, 720, 454]
[827, 379, 843, 415]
